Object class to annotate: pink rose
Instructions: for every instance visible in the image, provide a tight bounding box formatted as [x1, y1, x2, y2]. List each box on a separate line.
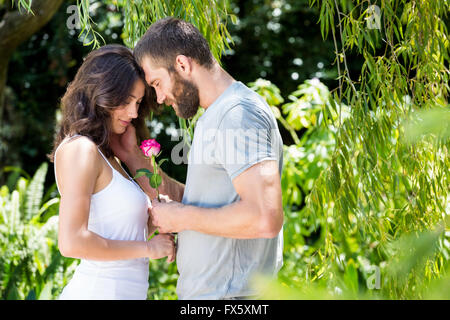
[140, 139, 161, 157]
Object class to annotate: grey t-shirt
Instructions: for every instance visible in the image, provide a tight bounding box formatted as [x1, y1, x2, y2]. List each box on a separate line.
[176, 81, 284, 300]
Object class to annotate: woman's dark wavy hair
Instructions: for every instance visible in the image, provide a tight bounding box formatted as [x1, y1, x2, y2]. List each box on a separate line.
[49, 44, 157, 162]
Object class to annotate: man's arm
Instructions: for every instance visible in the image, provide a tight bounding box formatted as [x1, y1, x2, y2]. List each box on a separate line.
[151, 160, 283, 239]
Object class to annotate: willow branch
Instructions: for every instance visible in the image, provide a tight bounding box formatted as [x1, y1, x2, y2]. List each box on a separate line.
[333, 0, 358, 97]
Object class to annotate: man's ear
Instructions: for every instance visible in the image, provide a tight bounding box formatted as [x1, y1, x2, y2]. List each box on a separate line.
[174, 55, 192, 76]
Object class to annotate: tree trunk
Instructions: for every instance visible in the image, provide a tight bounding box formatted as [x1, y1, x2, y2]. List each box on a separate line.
[0, 0, 63, 171]
[0, 0, 64, 58]
[0, 59, 7, 129]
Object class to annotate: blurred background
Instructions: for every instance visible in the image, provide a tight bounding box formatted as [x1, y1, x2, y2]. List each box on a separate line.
[0, 0, 448, 300]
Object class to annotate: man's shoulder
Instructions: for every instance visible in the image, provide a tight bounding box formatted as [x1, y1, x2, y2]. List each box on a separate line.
[201, 81, 276, 131]
[224, 81, 269, 111]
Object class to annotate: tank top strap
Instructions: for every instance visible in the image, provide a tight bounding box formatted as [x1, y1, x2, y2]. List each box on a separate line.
[96, 148, 115, 171]
[97, 146, 140, 188]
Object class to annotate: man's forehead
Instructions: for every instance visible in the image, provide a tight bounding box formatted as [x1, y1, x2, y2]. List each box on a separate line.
[141, 58, 168, 82]
[141, 56, 158, 70]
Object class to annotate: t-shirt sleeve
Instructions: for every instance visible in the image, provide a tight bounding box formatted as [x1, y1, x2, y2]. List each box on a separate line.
[214, 103, 278, 181]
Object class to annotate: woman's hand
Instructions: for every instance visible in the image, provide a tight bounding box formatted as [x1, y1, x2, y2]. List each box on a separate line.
[146, 233, 176, 262]
[110, 125, 141, 165]
[147, 209, 158, 236]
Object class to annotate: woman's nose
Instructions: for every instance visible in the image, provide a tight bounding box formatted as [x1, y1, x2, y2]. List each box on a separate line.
[127, 103, 138, 118]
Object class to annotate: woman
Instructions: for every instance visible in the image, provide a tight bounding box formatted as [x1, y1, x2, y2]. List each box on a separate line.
[49, 44, 175, 300]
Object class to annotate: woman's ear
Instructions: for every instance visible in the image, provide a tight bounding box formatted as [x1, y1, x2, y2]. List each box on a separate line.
[174, 55, 192, 76]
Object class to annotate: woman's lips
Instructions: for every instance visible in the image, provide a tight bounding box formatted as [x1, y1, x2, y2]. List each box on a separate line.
[119, 120, 130, 126]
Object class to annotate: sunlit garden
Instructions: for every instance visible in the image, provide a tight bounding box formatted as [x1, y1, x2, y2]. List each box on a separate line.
[0, 0, 449, 300]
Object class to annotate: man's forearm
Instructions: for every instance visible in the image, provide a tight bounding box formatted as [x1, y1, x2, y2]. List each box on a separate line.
[158, 169, 185, 202]
[178, 200, 274, 239]
[124, 151, 185, 202]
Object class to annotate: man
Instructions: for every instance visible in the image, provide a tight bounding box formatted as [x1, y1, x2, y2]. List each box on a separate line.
[114, 17, 284, 299]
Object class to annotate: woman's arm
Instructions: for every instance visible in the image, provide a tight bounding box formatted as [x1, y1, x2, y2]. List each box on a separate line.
[55, 137, 174, 261]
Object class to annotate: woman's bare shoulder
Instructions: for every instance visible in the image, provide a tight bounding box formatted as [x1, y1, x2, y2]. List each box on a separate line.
[55, 136, 101, 168]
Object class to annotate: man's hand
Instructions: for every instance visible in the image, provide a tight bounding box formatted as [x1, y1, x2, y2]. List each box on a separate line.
[150, 195, 185, 234]
[110, 125, 141, 164]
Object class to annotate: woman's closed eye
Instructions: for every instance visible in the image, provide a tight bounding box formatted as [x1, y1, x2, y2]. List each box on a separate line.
[121, 99, 141, 107]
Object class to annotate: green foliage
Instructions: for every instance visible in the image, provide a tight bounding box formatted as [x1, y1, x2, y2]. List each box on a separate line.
[250, 78, 329, 286]
[147, 258, 178, 300]
[11, 0, 33, 14]
[224, 0, 342, 96]
[76, 0, 233, 64]
[293, 0, 450, 299]
[0, 163, 77, 300]
[25, 163, 48, 221]
[252, 60, 449, 298]
[403, 108, 450, 143]
[255, 223, 449, 300]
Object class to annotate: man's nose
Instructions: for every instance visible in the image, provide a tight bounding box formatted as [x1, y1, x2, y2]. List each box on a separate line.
[155, 87, 166, 105]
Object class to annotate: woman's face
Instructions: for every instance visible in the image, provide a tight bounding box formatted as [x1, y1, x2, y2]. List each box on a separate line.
[110, 79, 145, 134]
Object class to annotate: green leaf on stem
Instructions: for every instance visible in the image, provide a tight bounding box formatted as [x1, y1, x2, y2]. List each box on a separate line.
[134, 168, 153, 179]
[150, 174, 162, 189]
[158, 158, 168, 167]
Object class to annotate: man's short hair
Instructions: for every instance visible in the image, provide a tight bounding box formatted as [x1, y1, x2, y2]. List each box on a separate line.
[133, 17, 214, 70]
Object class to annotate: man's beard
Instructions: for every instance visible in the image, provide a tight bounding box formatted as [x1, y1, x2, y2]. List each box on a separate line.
[168, 70, 200, 119]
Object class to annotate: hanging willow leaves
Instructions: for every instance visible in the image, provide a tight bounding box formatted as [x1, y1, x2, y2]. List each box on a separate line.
[306, 0, 450, 299]
[76, 0, 233, 63]
[76, 0, 233, 143]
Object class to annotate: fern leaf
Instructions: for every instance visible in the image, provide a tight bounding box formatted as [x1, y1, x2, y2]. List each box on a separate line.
[25, 163, 48, 222]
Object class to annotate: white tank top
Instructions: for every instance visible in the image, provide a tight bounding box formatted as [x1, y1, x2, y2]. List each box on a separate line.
[54, 135, 149, 273]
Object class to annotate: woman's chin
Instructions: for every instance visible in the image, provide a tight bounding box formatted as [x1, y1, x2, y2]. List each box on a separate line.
[112, 126, 127, 135]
